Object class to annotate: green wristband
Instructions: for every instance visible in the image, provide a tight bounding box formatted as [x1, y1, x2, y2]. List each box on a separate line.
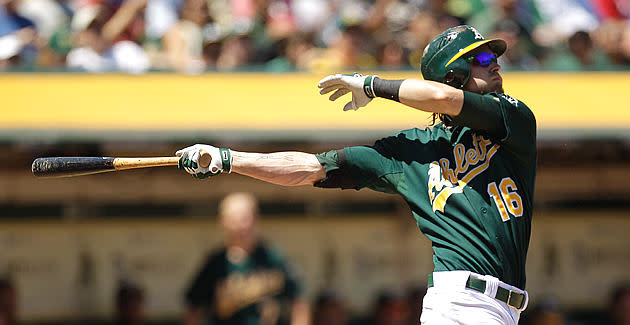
[363, 75, 377, 98]
[219, 148, 232, 173]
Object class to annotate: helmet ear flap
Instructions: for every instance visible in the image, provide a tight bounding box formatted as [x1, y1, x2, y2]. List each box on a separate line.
[443, 59, 470, 89]
[445, 70, 456, 83]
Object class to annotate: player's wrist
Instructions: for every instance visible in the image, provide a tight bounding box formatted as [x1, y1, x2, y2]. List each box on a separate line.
[370, 77, 403, 102]
[219, 148, 232, 173]
[363, 75, 377, 98]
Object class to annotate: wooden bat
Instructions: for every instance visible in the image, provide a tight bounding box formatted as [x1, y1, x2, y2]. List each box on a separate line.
[32, 152, 212, 178]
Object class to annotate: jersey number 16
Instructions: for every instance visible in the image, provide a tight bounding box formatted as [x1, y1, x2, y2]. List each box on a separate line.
[487, 177, 523, 222]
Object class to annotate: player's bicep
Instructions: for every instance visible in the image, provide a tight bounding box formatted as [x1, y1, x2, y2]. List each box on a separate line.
[449, 92, 536, 155]
[448, 91, 506, 137]
[314, 149, 356, 189]
[314, 144, 401, 192]
[497, 95, 537, 158]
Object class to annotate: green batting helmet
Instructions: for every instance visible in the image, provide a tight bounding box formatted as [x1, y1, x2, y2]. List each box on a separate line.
[421, 25, 507, 89]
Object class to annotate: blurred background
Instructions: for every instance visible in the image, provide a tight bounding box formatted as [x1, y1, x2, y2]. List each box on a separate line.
[1, 0, 630, 324]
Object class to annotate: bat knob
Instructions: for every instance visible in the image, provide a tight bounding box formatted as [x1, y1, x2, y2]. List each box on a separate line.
[198, 151, 212, 168]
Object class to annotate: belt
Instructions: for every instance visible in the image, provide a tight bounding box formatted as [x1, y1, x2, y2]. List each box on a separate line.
[427, 273, 526, 310]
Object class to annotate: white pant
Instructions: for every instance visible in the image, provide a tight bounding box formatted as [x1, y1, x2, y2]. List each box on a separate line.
[420, 271, 528, 325]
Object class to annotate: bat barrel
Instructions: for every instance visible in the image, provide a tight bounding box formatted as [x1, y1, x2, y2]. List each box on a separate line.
[32, 157, 116, 178]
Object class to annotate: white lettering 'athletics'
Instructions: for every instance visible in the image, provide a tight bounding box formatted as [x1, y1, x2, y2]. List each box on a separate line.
[428, 134, 499, 212]
[446, 31, 459, 42]
[468, 26, 484, 40]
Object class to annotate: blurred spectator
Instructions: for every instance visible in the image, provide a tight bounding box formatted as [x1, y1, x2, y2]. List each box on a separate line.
[311, 24, 377, 71]
[264, 33, 321, 71]
[607, 283, 630, 325]
[13, 0, 68, 40]
[622, 21, 630, 63]
[424, 0, 465, 32]
[66, 0, 151, 73]
[144, 0, 182, 43]
[206, 0, 259, 39]
[376, 38, 409, 69]
[216, 34, 255, 70]
[264, 0, 297, 41]
[40, 23, 73, 67]
[588, 0, 627, 21]
[183, 192, 310, 325]
[404, 12, 441, 68]
[0, 0, 35, 40]
[542, 30, 613, 70]
[370, 289, 410, 325]
[290, 0, 330, 34]
[0, 0, 39, 69]
[202, 38, 223, 67]
[0, 0, 628, 71]
[468, 0, 541, 38]
[405, 285, 426, 325]
[618, 0, 630, 19]
[114, 281, 146, 325]
[0, 26, 37, 70]
[491, 18, 540, 70]
[159, 0, 208, 73]
[9, 0, 69, 68]
[0, 278, 17, 325]
[531, 0, 599, 47]
[400, 0, 463, 69]
[312, 289, 348, 325]
[361, 0, 418, 41]
[591, 18, 630, 66]
[65, 4, 111, 71]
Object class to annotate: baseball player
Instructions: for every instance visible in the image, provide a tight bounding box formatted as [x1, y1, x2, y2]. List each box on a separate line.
[177, 25, 536, 325]
[183, 192, 309, 325]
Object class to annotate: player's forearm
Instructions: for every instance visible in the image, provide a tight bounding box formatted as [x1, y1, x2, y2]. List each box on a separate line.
[397, 79, 464, 116]
[231, 151, 326, 187]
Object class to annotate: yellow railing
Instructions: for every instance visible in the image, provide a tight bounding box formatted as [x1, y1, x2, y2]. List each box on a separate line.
[2, 72, 629, 131]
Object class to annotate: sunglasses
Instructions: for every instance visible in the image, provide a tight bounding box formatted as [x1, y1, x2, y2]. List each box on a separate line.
[464, 52, 497, 67]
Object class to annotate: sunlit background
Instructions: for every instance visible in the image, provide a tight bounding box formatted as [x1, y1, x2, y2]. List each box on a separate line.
[1, 0, 630, 324]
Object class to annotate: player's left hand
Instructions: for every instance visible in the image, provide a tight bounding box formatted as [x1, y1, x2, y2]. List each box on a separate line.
[176, 144, 223, 179]
[318, 73, 376, 111]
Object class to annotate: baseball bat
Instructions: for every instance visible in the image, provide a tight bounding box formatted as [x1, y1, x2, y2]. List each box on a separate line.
[32, 151, 212, 178]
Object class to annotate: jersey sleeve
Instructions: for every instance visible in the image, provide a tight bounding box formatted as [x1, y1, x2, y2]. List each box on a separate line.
[448, 91, 537, 160]
[314, 135, 405, 194]
[184, 252, 222, 307]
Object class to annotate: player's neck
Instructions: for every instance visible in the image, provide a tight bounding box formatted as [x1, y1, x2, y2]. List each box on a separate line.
[226, 238, 258, 262]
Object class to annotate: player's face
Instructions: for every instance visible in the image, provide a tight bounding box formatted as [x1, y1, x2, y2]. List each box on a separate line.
[221, 202, 257, 243]
[463, 44, 504, 94]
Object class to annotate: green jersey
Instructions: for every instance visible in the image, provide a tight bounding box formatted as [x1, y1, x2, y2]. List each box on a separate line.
[315, 91, 537, 289]
[185, 241, 302, 325]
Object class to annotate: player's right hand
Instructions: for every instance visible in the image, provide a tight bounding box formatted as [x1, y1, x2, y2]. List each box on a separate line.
[318, 73, 376, 111]
[176, 144, 224, 179]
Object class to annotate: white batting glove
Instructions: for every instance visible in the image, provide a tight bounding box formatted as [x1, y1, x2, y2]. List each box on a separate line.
[175, 144, 232, 179]
[318, 73, 377, 111]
